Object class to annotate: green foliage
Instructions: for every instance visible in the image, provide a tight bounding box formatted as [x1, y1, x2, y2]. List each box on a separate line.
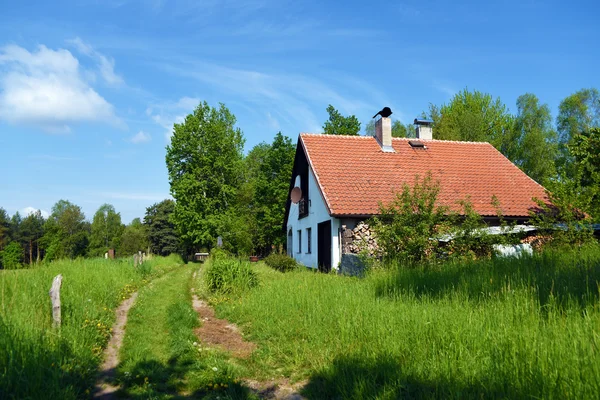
[370, 173, 451, 264]
[556, 87, 600, 145]
[205, 257, 258, 294]
[244, 132, 295, 254]
[371, 174, 514, 264]
[0, 208, 10, 251]
[364, 119, 412, 138]
[144, 199, 180, 256]
[531, 188, 595, 247]
[20, 210, 45, 264]
[428, 89, 513, 149]
[322, 104, 361, 136]
[511, 93, 559, 184]
[564, 127, 600, 220]
[41, 200, 89, 261]
[118, 218, 149, 256]
[263, 253, 297, 272]
[88, 204, 124, 256]
[0, 241, 24, 269]
[166, 101, 245, 252]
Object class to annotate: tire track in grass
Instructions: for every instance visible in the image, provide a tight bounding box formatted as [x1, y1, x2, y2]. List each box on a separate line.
[93, 292, 138, 399]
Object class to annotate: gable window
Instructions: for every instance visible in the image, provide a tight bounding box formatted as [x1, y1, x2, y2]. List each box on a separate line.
[306, 228, 312, 254]
[297, 230, 302, 253]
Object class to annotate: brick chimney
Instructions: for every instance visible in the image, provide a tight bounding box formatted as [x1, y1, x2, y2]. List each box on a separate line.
[414, 119, 433, 140]
[375, 117, 394, 152]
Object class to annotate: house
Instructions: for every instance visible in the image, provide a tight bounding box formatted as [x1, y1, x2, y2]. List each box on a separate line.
[283, 116, 549, 272]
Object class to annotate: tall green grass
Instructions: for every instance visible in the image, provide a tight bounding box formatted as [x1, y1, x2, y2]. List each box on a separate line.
[205, 257, 258, 294]
[0, 254, 183, 399]
[213, 248, 600, 399]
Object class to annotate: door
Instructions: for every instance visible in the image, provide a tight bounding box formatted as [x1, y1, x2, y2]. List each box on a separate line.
[317, 220, 332, 273]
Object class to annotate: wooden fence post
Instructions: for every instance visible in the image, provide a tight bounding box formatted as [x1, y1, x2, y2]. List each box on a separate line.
[49, 274, 63, 328]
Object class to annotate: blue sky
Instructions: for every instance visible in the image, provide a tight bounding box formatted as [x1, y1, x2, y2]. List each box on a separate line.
[0, 0, 598, 223]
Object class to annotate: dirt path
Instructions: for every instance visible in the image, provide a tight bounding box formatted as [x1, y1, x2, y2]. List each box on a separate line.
[191, 269, 306, 399]
[93, 292, 138, 399]
[190, 272, 256, 358]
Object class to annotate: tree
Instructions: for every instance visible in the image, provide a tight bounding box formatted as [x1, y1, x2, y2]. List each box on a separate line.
[322, 105, 361, 136]
[0, 241, 23, 269]
[10, 212, 22, 246]
[119, 218, 149, 256]
[427, 88, 514, 155]
[561, 127, 600, 220]
[89, 204, 124, 256]
[42, 200, 88, 261]
[364, 119, 412, 138]
[556, 88, 600, 178]
[246, 132, 296, 255]
[21, 210, 45, 264]
[144, 200, 180, 256]
[557, 88, 600, 145]
[511, 93, 558, 185]
[0, 208, 10, 251]
[166, 101, 245, 251]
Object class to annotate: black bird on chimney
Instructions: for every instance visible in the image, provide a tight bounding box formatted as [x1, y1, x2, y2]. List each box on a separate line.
[372, 107, 393, 119]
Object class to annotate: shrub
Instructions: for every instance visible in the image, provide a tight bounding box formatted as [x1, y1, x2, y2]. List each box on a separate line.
[0, 241, 24, 269]
[264, 253, 298, 272]
[205, 258, 258, 294]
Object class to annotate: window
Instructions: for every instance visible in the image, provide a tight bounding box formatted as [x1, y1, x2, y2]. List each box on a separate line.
[306, 228, 312, 254]
[297, 230, 302, 253]
[287, 229, 293, 256]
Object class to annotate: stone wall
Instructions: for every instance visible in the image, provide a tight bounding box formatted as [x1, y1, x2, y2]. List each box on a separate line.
[341, 222, 380, 256]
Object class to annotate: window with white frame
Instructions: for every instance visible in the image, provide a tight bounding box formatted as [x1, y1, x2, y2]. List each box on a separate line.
[306, 228, 312, 254]
[297, 229, 302, 253]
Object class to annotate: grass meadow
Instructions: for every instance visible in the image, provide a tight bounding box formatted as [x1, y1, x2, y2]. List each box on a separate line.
[209, 246, 600, 399]
[0, 255, 183, 399]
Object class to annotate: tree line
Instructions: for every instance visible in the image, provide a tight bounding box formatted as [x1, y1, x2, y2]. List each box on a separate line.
[0, 199, 180, 269]
[3, 86, 597, 265]
[168, 88, 599, 256]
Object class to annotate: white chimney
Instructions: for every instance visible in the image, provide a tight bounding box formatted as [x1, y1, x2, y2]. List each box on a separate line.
[414, 119, 433, 140]
[375, 117, 394, 152]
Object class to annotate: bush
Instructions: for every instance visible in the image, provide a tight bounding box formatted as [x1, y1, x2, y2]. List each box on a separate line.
[205, 257, 258, 294]
[0, 242, 24, 269]
[264, 253, 298, 272]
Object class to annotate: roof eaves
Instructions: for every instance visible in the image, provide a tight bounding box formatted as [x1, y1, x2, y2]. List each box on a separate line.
[299, 135, 333, 216]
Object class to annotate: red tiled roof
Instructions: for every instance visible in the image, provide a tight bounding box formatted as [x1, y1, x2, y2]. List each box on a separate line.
[300, 134, 548, 217]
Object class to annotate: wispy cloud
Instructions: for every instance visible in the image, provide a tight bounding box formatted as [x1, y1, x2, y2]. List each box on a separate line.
[0, 44, 122, 132]
[158, 60, 385, 135]
[67, 37, 124, 86]
[146, 96, 200, 141]
[431, 80, 458, 98]
[130, 130, 151, 144]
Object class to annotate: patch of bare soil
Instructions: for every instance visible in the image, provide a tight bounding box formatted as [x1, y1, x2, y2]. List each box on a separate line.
[93, 292, 138, 399]
[244, 378, 307, 400]
[191, 294, 256, 358]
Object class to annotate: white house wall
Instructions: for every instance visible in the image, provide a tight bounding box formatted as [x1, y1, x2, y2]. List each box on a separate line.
[287, 166, 340, 270]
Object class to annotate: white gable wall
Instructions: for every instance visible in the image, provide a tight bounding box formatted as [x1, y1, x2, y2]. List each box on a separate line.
[286, 166, 340, 270]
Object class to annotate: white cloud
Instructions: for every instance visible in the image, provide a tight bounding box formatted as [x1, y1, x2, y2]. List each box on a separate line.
[0, 44, 121, 132]
[67, 37, 124, 86]
[130, 130, 151, 144]
[21, 206, 50, 219]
